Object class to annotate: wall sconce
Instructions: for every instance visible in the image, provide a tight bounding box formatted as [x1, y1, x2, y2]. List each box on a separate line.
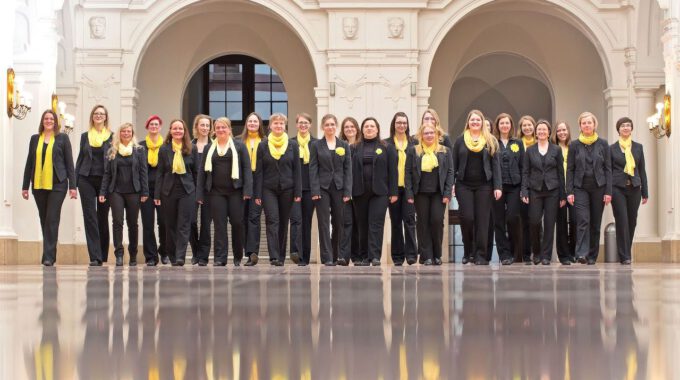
[329, 82, 336, 97]
[52, 94, 75, 134]
[648, 94, 671, 139]
[410, 82, 417, 97]
[6, 68, 32, 120]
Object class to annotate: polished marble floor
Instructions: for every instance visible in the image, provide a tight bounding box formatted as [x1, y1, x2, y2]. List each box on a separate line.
[1, 264, 678, 379]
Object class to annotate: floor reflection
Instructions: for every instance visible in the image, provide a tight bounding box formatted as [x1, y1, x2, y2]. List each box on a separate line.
[2, 265, 678, 379]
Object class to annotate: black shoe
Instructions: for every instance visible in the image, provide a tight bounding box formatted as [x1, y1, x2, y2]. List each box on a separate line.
[270, 258, 278, 266]
[214, 261, 226, 266]
[146, 261, 157, 267]
[324, 261, 336, 266]
[462, 256, 470, 264]
[371, 259, 381, 266]
[576, 256, 587, 264]
[621, 259, 631, 265]
[355, 259, 369, 267]
[501, 258, 514, 265]
[532, 258, 541, 265]
[337, 258, 348, 266]
[298, 262, 308, 266]
[290, 252, 300, 264]
[250, 253, 259, 265]
[560, 260, 571, 266]
[524, 260, 533, 265]
[434, 257, 443, 266]
[129, 260, 137, 267]
[475, 258, 489, 265]
[115, 257, 124, 266]
[423, 259, 433, 266]
[541, 259, 551, 265]
[570, 256, 577, 263]
[172, 259, 185, 267]
[89, 260, 102, 267]
[394, 262, 403, 266]
[234, 259, 241, 267]
[192, 257, 199, 265]
[406, 257, 417, 265]
[198, 261, 208, 266]
[586, 258, 596, 265]
[273, 260, 284, 267]
[42, 260, 54, 267]
[161, 256, 170, 265]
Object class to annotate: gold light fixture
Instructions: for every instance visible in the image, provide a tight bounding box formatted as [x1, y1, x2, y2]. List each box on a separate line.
[52, 93, 75, 134]
[648, 93, 671, 139]
[6, 68, 32, 120]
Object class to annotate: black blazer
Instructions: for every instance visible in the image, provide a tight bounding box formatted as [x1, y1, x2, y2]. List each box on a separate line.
[154, 144, 200, 199]
[404, 145, 455, 199]
[384, 135, 418, 189]
[22, 133, 76, 191]
[451, 136, 502, 190]
[310, 138, 352, 198]
[521, 143, 565, 200]
[566, 138, 612, 196]
[254, 139, 302, 199]
[75, 131, 112, 181]
[351, 141, 398, 197]
[610, 141, 648, 198]
[196, 140, 253, 201]
[292, 135, 318, 191]
[100, 147, 149, 197]
[497, 138, 524, 186]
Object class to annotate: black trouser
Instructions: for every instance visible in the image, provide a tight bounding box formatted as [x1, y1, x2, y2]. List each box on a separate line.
[490, 184, 521, 261]
[389, 187, 417, 264]
[339, 201, 359, 262]
[162, 190, 195, 263]
[573, 184, 606, 261]
[244, 198, 262, 256]
[457, 182, 493, 262]
[190, 199, 212, 262]
[611, 185, 641, 262]
[140, 184, 166, 263]
[33, 189, 67, 263]
[262, 187, 294, 262]
[209, 191, 245, 264]
[528, 188, 559, 261]
[414, 192, 446, 262]
[556, 203, 576, 262]
[290, 189, 315, 264]
[519, 202, 531, 262]
[78, 175, 110, 262]
[353, 191, 389, 261]
[315, 185, 345, 264]
[109, 192, 141, 261]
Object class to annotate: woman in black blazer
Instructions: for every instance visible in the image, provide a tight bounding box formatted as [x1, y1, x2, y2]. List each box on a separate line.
[290, 113, 317, 266]
[75, 104, 113, 266]
[566, 112, 612, 265]
[521, 120, 566, 265]
[385, 112, 417, 265]
[196, 117, 253, 266]
[139, 115, 167, 265]
[22, 110, 77, 266]
[254, 113, 302, 266]
[453, 109, 502, 265]
[421, 108, 453, 154]
[517, 115, 537, 264]
[490, 113, 524, 265]
[339, 117, 360, 264]
[310, 114, 352, 266]
[351, 117, 398, 266]
[98, 123, 149, 266]
[552, 121, 576, 264]
[610, 117, 648, 265]
[189, 114, 213, 265]
[239, 112, 266, 266]
[405, 124, 454, 265]
[153, 119, 200, 266]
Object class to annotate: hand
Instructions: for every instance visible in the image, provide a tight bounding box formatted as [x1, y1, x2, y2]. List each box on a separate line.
[154, 199, 161, 206]
[522, 196, 529, 204]
[567, 194, 574, 206]
[312, 195, 321, 201]
[494, 190, 502, 200]
[294, 197, 301, 202]
[442, 197, 450, 204]
[197, 199, 203, 205]
[642, 197, 648, 205]
[452, 185, 456, 198]
[243, 195, 251, 201]
[389, 196, 398, 204]
[22, 190, 29, 200]
[407, 198, 414, 204]
[141, 196, 148, 203]
[342, 196, 350, 203]
[604, 194, 612, 205]
[255, 198, 262, 206]
[69, 189, 78, 199]
[98, 195, 106, 203]
[560, 200, 566, 208]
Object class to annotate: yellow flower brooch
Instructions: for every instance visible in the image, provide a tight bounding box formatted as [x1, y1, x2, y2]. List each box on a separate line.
[335, 147, 345, 156]
[376, 148, 383, 155]
[510, 143, 519, 153]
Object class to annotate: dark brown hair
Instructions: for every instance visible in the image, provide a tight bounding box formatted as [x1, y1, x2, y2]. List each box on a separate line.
[361, 117, 386, 146]
[615, 117, 633, 133]
[389, 111, 410, 137]
[340, 116, 360, 144]
[165, 119, 193, 155]
[239, 112, 266, 139]
[492, 113, 514, 139]
[38, 109, 60, 134]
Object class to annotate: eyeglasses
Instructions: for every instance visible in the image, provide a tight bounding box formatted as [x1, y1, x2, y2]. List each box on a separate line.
[297, 121, 310, 125]
[395, 122, 408, 126]
[93, 112, 106, 116]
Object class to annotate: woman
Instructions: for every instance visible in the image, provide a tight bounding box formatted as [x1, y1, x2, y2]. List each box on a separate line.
[290, 113, 317, 265]
[385, 112, 417, 265]
[75, 104, 113, 266]
[239, 112, 266, 266]
[552, 121, 576, 265]
[189, 114, 213, 266]
[99, 123, 149, 266]
[521, 120, 566, 265]
[452, 109, 502, 265]
[154, 119, 200, 266]
[566, 112, 612, 265]
[196, 117, 252, 266]
[517, 115, 537, 264]
[421, 108, 453, 152]
[139, 115, 167, 266]
[351, 117, 398, 266]
[310, 114, 352, 266]
[254, 113, 302, 266]
[339, 117, 361, 265]
[491, 113, 524, 265]
[22, 110, 77, 266]
[404, 124, 454, 265]
[610, 117, 648, 265]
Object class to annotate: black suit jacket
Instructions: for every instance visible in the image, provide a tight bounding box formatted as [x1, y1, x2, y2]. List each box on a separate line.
[154, 144, 200, 199]
[610, 141, 648, 198]
[292, 135, 318, 191]
[22, 133, 76, 191]
[351, 141, 398, 197]
[75, 131, 112, 183]
[384, 135, 418, 189]
[451, 135, 502, 190]
[196, 140, 253, 201]
[254, 139, 302, 199]
[310, 138, 352, 198]
[404, 145, 455, 199]
[521, 143, 565, 200]
[498, 138, 524, 185]
[100, 147, 149, 197]
[566, 138, 612, 196]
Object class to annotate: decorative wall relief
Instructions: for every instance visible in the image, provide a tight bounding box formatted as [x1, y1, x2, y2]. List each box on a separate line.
[342, 17, 358, 40]
[89, 17, 106, 39]
[378, 74, 411, 108]
[81, 73, 116, 103]
[387, 17, 404, 39]
[334, 74, 367, 109]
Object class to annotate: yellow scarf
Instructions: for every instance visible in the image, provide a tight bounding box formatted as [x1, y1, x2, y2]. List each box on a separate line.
[118, 142, 133, 157]
[88, 127, 111, 148]
[145, 134, 163, 167]
[268, 132, 289, 160]
[171, 141, 186, 174]
[560, 145, 568, 181]
[464, 130, 486, 153]
[618, 137, 636, 176]
[421, 142, 439, 173]
[246, 132, 261, 172]
[394, 136, 408, 187]
[578, 132, 599, 146]
[522, 135, 536, 150]
[205, 138, 239, 179]
[297, 132, 311, 164]
[34, 134, 55, 190]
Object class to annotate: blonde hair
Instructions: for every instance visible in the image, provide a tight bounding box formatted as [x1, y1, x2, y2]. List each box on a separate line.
[213, 117, 233, 139]
[89, 104, 109, 130]
[192, 114, 213, 139]
[421, 108, 448, 145]
[551, 121, 572, 146]
[464, 109, 499, 156]
[415, 123, 447, 155]
[107, 122, 139, 160]
[269, 113, 288, 130]
[577, 112, 598, 130]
